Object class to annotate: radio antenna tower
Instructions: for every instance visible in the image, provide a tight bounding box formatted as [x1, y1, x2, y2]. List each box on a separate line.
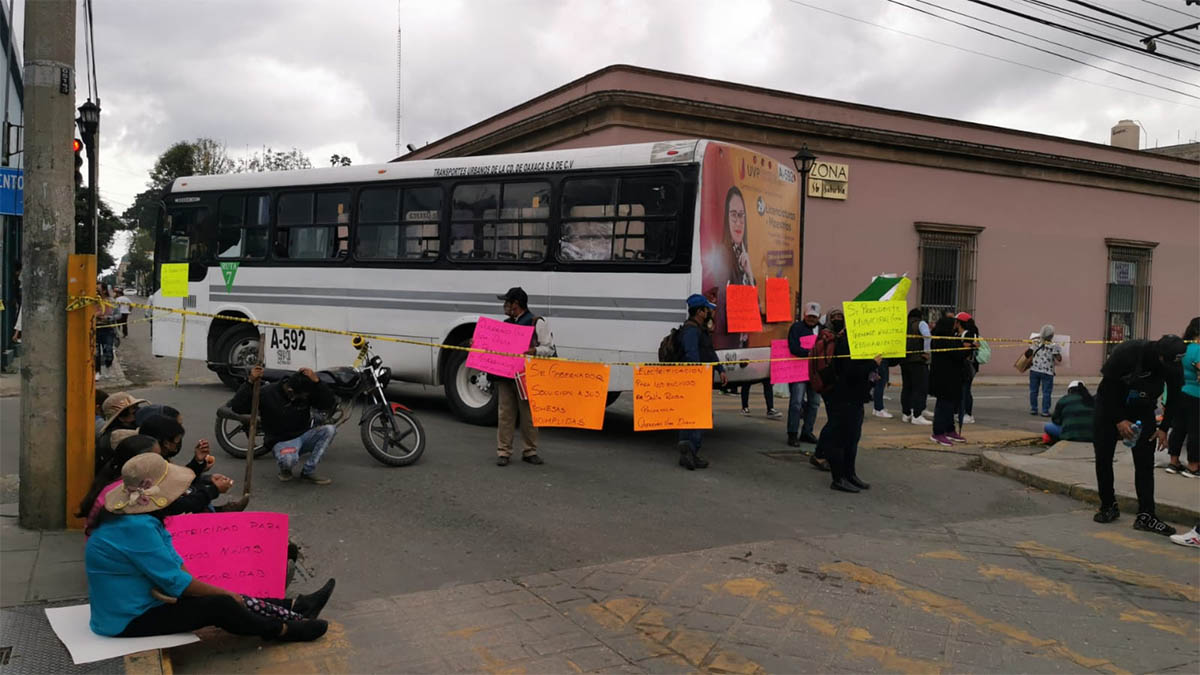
[395, 3, 403, 156]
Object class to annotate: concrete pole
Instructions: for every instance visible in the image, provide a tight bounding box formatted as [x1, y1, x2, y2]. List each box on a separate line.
[20, 0, 76, 529]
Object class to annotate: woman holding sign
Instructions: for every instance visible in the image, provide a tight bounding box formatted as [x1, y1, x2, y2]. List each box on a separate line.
[85, 453, 335, 642]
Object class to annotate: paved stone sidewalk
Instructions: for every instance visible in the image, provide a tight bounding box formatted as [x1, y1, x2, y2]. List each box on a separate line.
[169, 511, 1199, 673]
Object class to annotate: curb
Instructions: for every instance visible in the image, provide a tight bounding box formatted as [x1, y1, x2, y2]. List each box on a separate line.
[980, 452, 1200, 524]
[124, 649, 171, 674]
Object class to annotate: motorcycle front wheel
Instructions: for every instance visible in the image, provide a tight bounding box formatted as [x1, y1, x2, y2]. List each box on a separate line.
[361, 406, 425, 467]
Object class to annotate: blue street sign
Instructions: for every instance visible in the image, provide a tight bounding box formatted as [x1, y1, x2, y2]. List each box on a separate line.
[0, 167, 22, 216]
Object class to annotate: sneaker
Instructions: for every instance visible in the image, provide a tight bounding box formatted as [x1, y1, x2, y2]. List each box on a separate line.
[1165, 463, 1186, 475]
[1181, 467, 1200, 479]
[740, 408, 751, 416]
[872, 409, 894, 419]
[930, 434, 953, 447]
[1040, 411, 1051, 417]
[1133, 512, 1177, 536]
[946, 431, 967, 443]
[902, 414, 911, 423]
[911, 415, 932, 426]
[1030, 410, 1039, 416]
[278, 468, 294, 482]
[1169, 525, 1200, 548]
[962, 414, 976, 424]
[299, 472, 332, 486]
[922, 411, 934, 420]
[766, 408, 783, 420]
[1093, 504, 1120, 523]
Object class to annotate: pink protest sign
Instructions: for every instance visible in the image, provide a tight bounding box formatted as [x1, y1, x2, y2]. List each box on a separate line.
[465, 317, 534, 378]
[165, 512, 288, 598]
[770, 336, 816, 384]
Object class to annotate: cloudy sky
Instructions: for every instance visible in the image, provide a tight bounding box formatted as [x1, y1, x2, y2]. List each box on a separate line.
[14, 0, 1200, 228]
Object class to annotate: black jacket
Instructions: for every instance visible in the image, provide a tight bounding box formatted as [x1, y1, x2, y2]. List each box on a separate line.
[677, 320, 726, 374]
[230, 377, 336, 449]
[1097, 340, 1179, 430]
[930, 342, 966, 402]
[788, 321, 821, 358]
[825, 333, 875, 406]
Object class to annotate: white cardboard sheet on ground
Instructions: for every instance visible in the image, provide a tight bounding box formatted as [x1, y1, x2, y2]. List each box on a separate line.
[45, 604, 201, 665]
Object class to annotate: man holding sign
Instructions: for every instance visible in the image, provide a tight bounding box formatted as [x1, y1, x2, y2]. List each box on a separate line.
[494, 287, 555, 467]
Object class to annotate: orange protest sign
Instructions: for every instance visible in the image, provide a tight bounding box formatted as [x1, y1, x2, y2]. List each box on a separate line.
[633, 365, 713, 431]
[724, 284, 762, 333]
[525, 359, 610, 430]
[765, 277, 791, 323]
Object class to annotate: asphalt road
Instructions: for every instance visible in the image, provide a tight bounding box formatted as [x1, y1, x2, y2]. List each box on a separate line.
[0, 309, 1085, 606]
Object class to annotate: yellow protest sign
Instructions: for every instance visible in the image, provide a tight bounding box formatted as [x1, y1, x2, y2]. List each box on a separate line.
[525, 359, 610, 430]
[160, 263, 189, 298]
[633, 365, 712, 431]
[844, 301, 907, 359]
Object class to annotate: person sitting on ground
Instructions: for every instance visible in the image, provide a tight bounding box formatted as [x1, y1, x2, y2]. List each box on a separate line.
[86, 453, 334, 641]
[1044, 381, 1095, 444]
[78, 435, 228, 537]
[95, 389, 110, 437]
[139, 414, 236, 508]
[135, 403, 182, 428]
[96, 392, 150, 473]
[231, 366, 336, 485]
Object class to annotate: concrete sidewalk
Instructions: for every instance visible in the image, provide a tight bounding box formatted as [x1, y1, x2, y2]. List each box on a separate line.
[167, 511, 1199, 674]
[983, 441, 1200, 523]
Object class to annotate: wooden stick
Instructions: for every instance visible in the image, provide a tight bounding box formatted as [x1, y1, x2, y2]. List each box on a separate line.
[241, 331, 266, 501]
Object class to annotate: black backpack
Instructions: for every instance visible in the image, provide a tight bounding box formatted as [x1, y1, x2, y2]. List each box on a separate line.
[658, 323, 689, 363]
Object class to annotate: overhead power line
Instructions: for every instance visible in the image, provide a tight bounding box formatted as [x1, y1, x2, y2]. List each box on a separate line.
[1017, 0, 1200, 55]
[780, 0, 1200, 109]
[1141, 0, 1200, 21]
[964, 0, 1200, 67]
[1066, 0, 1200, 46]
[889, 0, 1200, 97]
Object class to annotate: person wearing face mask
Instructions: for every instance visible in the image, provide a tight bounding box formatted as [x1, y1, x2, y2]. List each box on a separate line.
[1092, 334, 1187, 536]
[810, 307, 847, 472]
[231, 366, 337, 485]
[675, 294, 729, 470]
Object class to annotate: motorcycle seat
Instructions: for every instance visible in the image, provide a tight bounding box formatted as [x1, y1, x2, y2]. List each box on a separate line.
[319, 367, 359, 388]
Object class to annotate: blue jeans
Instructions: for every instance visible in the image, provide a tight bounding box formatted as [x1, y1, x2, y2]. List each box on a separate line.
[96, 326, 116, 370]
[273, 424, 336, 475]
[678, 429, 703, 453]
[873, 363, 889, 411]
[787, 381, 821, 435]
[1030, 371, 1054, 414]
[1044, 422, 1062, 441]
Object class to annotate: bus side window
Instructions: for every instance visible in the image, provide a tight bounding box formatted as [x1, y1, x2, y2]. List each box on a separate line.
[275, 191, 349, 260]
[218, 194, 270, 260]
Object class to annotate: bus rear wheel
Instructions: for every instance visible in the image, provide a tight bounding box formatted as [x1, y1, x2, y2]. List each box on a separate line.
[443, 341, 497, 426]
[215, 324, 260, 390]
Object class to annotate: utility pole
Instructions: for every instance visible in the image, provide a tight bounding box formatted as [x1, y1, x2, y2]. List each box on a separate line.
[20, 0, 76, 529]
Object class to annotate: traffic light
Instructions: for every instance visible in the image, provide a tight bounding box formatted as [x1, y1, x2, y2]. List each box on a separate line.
[73, 138, 84, 189]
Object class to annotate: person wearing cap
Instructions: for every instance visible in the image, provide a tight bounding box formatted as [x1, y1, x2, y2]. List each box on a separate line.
[901, 308, 932, 427]
[494, 287, 555, 467]
[818, 309, 880, 493]
[1091, 334, 1188, 536]
[675, 293, 728, 470]
[1044, 381, 1095, 444]
[785, 301, 824, 447]
[85, 453, 335, 641]
[1028, 324, 1063, 417]
[96, 392, 150, 474]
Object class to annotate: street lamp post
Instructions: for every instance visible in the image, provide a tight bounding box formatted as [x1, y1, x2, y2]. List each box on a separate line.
[76, 99, 100, 255]
[792, 145, 818, 307]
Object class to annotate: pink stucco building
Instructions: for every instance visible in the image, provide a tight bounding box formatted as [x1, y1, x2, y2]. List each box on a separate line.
[402, 65, 1199, 375]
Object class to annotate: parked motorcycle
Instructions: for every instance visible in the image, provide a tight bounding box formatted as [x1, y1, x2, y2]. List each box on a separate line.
[214, 337, 425, 467]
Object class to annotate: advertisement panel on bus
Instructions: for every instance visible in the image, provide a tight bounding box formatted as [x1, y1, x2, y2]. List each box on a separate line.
[699, 142, 800, 353]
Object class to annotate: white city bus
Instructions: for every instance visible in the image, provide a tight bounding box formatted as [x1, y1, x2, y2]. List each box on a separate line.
[151, 139, 801, 424]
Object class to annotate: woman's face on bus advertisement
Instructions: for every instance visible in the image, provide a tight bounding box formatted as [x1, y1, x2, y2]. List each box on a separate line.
[726, 194, 746, 245]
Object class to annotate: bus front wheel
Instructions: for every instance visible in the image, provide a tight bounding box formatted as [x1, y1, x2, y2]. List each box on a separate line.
[443, 342, 498, 426]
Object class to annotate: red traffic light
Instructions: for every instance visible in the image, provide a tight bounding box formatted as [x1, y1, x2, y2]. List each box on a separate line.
[73, 138, 83, 152]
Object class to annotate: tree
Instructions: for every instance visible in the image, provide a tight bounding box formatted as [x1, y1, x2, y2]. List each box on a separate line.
[123, 229, 154, 288]
[123, 137, 233, 233]
[234, 147, 313, 173]
[77, 191, 124, 271]
[330, 154, 352, 167]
